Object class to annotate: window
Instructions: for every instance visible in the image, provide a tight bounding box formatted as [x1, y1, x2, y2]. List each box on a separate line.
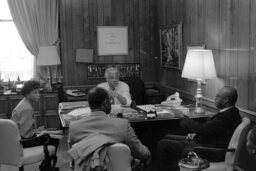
[0, 0, 34, 82]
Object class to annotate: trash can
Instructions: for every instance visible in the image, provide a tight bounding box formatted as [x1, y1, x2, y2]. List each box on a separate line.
[179, 152, 210, 171]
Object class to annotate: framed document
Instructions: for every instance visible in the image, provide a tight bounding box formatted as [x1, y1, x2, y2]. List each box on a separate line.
[97, 26, 128, 56]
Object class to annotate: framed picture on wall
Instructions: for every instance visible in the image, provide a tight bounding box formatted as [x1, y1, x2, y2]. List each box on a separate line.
[160, 23, 182, 70]
[97, 26, 128, 56]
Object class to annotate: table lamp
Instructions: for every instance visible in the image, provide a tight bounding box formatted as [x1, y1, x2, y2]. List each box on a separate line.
[182, 49, 217, 114]
[37, 46, 61, 91]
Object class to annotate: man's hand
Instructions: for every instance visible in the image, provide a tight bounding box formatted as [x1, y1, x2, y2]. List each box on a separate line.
[36, 126, 45, 132]
[108, 88, 127, 105]
[109, 89, 119, 98]
[186, 133, 196, 142]
[36, 130, 48, 137]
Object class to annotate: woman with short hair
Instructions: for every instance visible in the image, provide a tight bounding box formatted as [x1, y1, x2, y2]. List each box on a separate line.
[11, 80, 59, 150]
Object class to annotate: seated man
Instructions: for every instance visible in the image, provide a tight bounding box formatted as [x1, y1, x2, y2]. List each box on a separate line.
[156, 86, 241, 171]
[98, 67, 132, 106]
[68, 87, 151, 170]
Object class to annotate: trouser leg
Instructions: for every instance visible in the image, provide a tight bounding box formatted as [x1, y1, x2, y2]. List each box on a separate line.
[156, 139, 187, 171]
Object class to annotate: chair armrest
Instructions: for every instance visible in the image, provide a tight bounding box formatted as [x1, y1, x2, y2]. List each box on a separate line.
[193, 146, 235, 153]
[20, 133, 50, 147]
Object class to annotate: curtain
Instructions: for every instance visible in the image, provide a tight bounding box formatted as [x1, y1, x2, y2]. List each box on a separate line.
[7, 0, 60, 80]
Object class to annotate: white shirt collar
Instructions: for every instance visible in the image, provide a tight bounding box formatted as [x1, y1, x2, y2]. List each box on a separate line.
[219, 106, 234, 113]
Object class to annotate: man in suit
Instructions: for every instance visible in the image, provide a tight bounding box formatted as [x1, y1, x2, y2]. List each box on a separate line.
[69, 87, 150, 161]
[98, 67, 132, 106]
[156, 86, 241, 171]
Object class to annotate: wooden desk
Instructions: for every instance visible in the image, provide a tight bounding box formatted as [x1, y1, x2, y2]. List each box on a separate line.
[58, 101, 212, 159]
[58, 101, 212, 128]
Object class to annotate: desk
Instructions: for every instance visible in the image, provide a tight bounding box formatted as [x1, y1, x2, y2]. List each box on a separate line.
[58, 101, 212, 128]
[58, 101, 213, 159]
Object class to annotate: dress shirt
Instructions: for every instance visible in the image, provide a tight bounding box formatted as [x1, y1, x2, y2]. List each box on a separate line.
[219, 106, 234, 113]
[11, 98, 36, 138]
[97, 81, 132, 106]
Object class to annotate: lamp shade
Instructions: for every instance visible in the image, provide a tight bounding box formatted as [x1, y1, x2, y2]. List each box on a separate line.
[37, 46, 61, 66]
[182, 49, 217, 79]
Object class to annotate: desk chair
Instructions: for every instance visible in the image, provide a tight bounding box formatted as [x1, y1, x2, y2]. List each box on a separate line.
[121, 77, 147, 105]
[71, 143, 144, 171]
[192, 117, 251, 171]
[107, 143, 132, 171]
[107, 143, 145, 171]
[0, 119, 56, 171]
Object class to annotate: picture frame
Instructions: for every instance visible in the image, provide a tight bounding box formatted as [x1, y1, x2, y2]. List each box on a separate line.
[97, 26, 128, 56]
[160, 23, 182, 70]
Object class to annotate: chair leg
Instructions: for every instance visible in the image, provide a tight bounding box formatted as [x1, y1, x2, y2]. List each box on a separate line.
[19, 166, 24, 171]
[52, 154, 58, 167]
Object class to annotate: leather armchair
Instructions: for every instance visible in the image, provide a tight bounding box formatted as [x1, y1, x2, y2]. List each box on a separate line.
[191, 117, 251, 171]
[0, 119, 56, 171]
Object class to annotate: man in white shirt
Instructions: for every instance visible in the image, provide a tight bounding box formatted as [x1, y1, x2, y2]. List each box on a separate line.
[98, 67, 132, 106]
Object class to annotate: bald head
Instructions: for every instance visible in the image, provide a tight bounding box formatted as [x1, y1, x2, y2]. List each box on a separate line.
[215, 86, 238, 109]
[87, 87, 111, 113]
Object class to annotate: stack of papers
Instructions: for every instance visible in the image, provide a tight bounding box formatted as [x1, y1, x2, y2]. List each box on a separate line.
[136, 105, 155, 113]
[59, 101, 89, 114]
[67, 107, 91, 118]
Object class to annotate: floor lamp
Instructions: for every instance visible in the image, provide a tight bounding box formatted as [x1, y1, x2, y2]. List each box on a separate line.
[37, 46, 61, 91]
[181, 49, 217, 114]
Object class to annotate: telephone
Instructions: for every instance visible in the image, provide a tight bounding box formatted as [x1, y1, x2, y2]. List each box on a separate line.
[66, 89, 86, 97]
[161, 92, 182, 107]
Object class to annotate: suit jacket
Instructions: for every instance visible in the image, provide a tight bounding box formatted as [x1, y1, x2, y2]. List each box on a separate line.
[69, 111, 150, 160]
[69, 133, 116, 171]
[180, 106, 241, 148]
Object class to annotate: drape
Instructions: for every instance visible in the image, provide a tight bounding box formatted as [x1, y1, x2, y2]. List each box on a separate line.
[7, 0, 60, 80]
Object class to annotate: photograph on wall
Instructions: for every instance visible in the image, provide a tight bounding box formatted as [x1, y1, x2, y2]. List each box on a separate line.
[160, 23, 182, 69]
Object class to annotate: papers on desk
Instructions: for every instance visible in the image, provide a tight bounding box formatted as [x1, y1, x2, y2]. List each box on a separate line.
[59, 101, 89, 114]
[156, 108, 175, 118]
[67, 107, 91, 118]
[66, 104, 138, 119]
[136, 105, 155, 113]
[136, 105, 176, 118]
[111, 104, 138, 116]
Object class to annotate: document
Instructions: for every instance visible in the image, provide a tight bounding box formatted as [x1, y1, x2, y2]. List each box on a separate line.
[67, 107, 91, 118]
[136, 105, 155, 113]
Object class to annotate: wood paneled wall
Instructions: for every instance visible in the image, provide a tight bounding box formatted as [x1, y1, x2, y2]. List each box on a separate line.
[156, 0, 256, 112]
[59, 0, 157, 86]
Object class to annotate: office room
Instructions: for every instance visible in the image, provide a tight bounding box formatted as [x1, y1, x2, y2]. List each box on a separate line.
[1, 0, 256, 170]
